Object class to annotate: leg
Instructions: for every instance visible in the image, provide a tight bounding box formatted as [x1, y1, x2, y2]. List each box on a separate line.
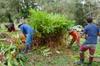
[25, 34, 33, 51]
[76, 37, 80, 47]
[68, 39, 75, 48]
[88, 46, 95, 65]
[23, 44, 29, 53]
[23, 44, 31, 53]
[79, 45, 88, 63]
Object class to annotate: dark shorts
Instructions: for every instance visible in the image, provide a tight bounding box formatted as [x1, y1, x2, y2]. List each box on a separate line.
[80, 44, 96, 55]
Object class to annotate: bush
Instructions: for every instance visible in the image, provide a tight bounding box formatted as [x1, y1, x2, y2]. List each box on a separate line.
[28, 9, 75, 46]
[28, 9, 75, 37]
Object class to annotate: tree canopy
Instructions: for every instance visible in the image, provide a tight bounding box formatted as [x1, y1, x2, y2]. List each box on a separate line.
[0, 0, 100, 25]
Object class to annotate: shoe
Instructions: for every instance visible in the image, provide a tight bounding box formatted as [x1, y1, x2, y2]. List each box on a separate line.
[74, 61, 84, 65]
[88, 63, 92, 66]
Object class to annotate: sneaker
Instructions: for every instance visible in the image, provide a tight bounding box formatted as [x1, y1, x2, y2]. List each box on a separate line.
[88, 63, 92, 66]
[74, 61, 84, 65]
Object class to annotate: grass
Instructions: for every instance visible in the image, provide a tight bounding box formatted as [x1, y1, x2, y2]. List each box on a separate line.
[25, 47, 68, 66]
[0, 30, 100, 66]
[24, 42, 100, 66]
[95, 43, 100, 56]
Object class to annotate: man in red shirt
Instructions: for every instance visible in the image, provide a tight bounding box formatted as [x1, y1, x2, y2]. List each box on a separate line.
[68, 29, 80, 48]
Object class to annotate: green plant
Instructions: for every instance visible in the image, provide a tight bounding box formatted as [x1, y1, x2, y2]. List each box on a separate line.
[28, 9, 75, 37]
[0, 43, 28, 66]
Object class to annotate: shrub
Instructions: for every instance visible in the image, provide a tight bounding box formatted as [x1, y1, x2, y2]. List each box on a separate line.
[28, 9, 75, 47]
[28, 9, 75, 37]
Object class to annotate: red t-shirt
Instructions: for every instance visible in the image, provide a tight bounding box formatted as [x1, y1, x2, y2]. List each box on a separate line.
[69, 30, 80, 44]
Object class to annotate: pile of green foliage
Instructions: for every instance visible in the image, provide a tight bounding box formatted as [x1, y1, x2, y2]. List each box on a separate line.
[29, 9, 75, 36]
[28, 9, 75, 46]
[0, 44, 28, 66]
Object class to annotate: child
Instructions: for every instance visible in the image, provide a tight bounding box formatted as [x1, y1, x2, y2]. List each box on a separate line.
[75, 16, 100, 66]
[68, 28, 80, 48]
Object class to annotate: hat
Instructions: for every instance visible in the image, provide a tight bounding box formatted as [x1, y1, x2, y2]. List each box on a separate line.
[18, 22, 24, 28]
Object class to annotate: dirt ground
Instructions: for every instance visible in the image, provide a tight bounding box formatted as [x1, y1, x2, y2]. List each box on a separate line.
[0, 32, 100, 66]
[25, 45, 100, 66]
[24, 45, 78, 66]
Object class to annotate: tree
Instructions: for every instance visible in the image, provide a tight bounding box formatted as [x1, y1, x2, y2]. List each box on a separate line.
[74, 0, 99, 26]
[35, 0, 77, 19]
[0, 0, 38, 23]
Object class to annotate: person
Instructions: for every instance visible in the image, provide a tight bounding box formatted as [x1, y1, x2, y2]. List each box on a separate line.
[75, 16, 100, 66]
[5, 23, 16, 32]
[18, 23, 35, 53]
[68, 28, 80, 48]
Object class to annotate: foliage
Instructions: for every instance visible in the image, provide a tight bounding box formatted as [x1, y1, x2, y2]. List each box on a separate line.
[74, 0, 98, 26]
[25, 46, 68, 66]
[0, 0, 39, 22]
[28, 9, 75, 37]
[0, 42, 28, 66]
[35, 0, 100, 25]
[0, 0, 20, 22]
[95, 44, 100, 57]
[35, 0, 77, 19]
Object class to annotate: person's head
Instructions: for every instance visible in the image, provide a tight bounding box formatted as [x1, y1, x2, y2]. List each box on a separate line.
[86, 16, 93, 23]
[5, 24, 12, 32]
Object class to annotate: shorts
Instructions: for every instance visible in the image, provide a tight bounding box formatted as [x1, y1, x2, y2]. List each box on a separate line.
[80, 44, 96, 54]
